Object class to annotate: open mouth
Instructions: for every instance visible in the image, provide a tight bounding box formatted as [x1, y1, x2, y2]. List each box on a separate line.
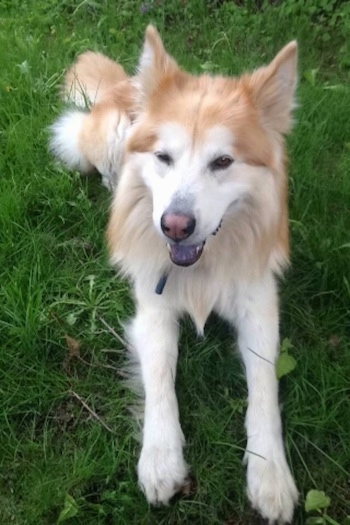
[167, 242, 205, 267]
[164, 220, 222, 267]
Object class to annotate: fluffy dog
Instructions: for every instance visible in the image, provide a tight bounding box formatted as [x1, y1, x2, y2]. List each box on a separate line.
[50, 26, 299, 523]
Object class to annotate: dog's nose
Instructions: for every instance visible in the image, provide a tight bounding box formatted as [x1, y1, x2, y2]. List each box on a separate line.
[160, 213, 196, 241]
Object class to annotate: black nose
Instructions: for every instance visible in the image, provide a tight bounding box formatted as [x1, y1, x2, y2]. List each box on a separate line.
[160, 213, 196, 241]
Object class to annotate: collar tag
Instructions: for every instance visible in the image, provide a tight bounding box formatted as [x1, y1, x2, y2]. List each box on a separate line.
[155, 273, 169, 295]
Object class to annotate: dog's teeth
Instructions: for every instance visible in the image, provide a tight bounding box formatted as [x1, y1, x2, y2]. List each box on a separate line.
[196, 246, 201, 255]
[166, 243, 171, 253]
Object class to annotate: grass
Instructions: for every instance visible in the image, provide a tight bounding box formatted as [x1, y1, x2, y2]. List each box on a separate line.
[0, 1, 350, 524]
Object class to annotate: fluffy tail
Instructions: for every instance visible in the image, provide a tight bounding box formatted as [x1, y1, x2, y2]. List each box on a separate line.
[50, 52, 134, 190]
[49, 110, 92, 173]
[63, 51, 129, 107]
[49, 106, 130, 190]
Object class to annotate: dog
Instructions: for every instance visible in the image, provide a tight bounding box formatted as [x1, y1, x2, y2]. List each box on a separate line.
[50, 26, 299, 524]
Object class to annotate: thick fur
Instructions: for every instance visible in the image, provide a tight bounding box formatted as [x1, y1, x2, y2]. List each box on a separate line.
[50, 26, 299, 524]
[50, 52, 136, 189]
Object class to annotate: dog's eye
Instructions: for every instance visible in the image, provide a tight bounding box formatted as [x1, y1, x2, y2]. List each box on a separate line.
[155, 152, 173, 166]
[210, 156, 234, 171]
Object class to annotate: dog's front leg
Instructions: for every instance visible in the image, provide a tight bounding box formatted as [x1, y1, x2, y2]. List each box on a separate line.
[234, 274, 298, 524]
[127, 304, 188, 505]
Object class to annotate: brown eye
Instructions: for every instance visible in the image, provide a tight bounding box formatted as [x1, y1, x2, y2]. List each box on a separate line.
[210, 155, 234, 171]
[155, 151, 173, 166]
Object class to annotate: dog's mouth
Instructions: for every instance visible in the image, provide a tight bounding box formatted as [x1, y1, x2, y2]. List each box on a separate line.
[165, 220, 223, 267]
[167, 242, 204, 267]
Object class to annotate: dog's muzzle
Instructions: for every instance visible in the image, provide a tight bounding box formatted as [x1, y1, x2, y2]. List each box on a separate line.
[165, 222, 222, 267]
[161, 212, 222, 267]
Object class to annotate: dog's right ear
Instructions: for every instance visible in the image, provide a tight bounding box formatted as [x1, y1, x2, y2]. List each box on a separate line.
[136, 25, 179, 106]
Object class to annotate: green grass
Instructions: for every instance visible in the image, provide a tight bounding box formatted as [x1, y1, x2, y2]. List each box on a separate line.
[1, 1, 350, 524]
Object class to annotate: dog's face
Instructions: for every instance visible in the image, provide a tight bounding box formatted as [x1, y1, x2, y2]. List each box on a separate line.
[126, 27, 297, 267]
[144, 121, 243, 266]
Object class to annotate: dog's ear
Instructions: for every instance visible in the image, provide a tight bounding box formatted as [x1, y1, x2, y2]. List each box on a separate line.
[247, 41, 298, 134]
[137, 25, 179, 106]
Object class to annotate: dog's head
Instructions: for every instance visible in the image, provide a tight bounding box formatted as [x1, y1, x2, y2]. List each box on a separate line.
[124, 27, 297, 268]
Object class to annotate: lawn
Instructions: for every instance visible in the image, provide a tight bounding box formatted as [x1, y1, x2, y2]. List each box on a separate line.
[0, 1, 349, 524]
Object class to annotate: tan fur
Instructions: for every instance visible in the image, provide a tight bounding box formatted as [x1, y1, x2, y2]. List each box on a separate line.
[59, 52, 138, 183]
[77, 102, 126, 171]
[136, 25, 179, 108]
[64, 51, 131, 106]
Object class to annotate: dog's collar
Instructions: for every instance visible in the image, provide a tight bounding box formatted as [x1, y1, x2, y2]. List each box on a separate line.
[155, 272, 169, 295]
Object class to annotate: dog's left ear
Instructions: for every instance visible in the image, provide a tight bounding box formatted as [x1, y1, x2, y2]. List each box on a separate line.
[247, 41, 298, 134]
[137, 25, 179, 107]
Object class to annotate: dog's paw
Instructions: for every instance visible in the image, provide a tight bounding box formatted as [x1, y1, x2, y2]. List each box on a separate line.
[138, 445, 188, 505]
[245, 450, 298, 524]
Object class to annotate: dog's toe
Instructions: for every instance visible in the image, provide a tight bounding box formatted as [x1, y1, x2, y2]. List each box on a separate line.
[138, 445, 188, 505]
[246, 451, 298, 524]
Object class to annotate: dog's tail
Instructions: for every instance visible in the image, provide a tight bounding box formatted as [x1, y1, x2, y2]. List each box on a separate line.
[49, 105, 131, 190]
[49, 52, 134, 189]
[62, 51, 129, 108]
[49, 110, 92, 173]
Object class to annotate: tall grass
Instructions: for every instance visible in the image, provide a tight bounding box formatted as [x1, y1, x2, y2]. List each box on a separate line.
[0, 1, 349, 523]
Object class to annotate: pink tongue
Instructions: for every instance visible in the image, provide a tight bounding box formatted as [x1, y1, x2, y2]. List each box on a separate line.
[169, 243, 203, 267]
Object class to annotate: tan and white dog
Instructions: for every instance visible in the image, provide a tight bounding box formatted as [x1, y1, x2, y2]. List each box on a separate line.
[50, 26, 299, 524]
